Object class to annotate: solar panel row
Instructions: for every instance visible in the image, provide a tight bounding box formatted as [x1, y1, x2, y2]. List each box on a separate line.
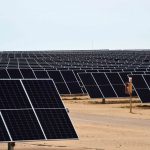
[130, 75, 150, 103]
[78, 73, 136, 99]
[0, 51, 150, 71]
[0, 69, 83, 95]
[0, 50, 150, 104]
[0, 79, 78, 142]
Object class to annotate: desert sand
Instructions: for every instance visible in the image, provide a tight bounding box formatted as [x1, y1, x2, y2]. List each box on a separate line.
[1, 97, 150, 150]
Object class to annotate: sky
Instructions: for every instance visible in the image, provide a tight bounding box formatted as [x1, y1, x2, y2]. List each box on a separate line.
[0, 0, 150, 51]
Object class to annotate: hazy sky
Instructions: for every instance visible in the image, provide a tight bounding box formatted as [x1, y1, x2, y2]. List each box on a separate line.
[0, 0, 150, 50]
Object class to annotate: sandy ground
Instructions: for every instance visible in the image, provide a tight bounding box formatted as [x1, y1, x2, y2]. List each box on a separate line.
[1, 97, 150, 150]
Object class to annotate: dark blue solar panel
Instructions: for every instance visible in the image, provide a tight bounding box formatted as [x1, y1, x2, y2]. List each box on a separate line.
[92, 73, 110, 85]
[0, 115, 10, 141]
[20, 69, 35, 79]
[1, 109, 45, 141]
[136, 89, 150, 103]
[79, 73, 97, 86]
[66, 82, 83, 94]
[0, 80, 31, 109]
[85, 86, 103, 98]
[0, 69, 9, 78]
[0, 79, 78, 141]
[61, 71, 77, 82]
[7, 69, 22, 79]
[119, 72, 131, 83]
[22, 80, 64, 108]
[143, 75, 150, 87]
[60, 71, 83, 94]
[55, 83, 70, 94]
[47, 71, 64, 82]
[34, 71, 49, 79]
[132, 75, 148, 89]
[106, 73, 124, 85]
[35, 109, 78, 139]
[99, 86, 117, 98]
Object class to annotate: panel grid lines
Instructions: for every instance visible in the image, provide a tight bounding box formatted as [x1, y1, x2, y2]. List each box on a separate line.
[0, 79, 77, 141]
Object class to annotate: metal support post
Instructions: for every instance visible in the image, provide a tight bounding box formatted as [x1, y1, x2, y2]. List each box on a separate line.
[129, 94, 132, 113]
[102, 98, 105, 104]
[8, 142, 15, 150]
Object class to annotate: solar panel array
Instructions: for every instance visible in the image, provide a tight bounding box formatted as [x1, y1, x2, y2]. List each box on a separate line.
[0, 50, 150, 102]
[78, 72, 129, 98]
[0, 79, 77, 142]
[130, 75, 150, 103]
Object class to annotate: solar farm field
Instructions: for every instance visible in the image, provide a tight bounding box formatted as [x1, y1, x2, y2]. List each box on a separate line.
[0, 50, 150, 150]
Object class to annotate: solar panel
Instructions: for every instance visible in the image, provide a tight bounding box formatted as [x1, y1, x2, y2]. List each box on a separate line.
[106, 73, 124, 85]
[131, 75, 150, 103]
[20, 69, 35, 79]
[132, 75, 147, 89]
[119, 72, 131, 83]
[143, 75, 150, 87]
[112, 85, 127, 97]
[135, 89, 150, 103]
[66, 82, 83, 94]
[35, 109, 77, 139]
[92, 73, 117, 98]
[79, 73, 97, 86]
[105, 73, 127, 97]
[0, 80, 31, 109]
[22, 80, 64, 108]
[47, 71, 70, 94]
[7, 69, 23, 79]
[78, 73, 104, 98]
[34, 71, 49, 79]
[0, 79, 78, 142]
[92, 73, 110, 86]
[55, 83, 71, 94]
[47, 71, 64, 82]
[61, 71, 77, 82]
[0, 69, 9, 78]
[85, 86, 103, 98]
[0, 115, 10, 141]
[61, 71, 83, 94]
[1, 109, 45, 141]
[99, 86, 117, 97]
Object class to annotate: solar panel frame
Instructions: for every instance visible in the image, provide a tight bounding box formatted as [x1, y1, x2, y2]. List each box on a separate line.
[34, 70, 50, 79]
[78, 73, 104, 98]
[21, 79, 65, 108]
[0, 80, 32, 109]
[0, 79, 78, 142]
[47, 71, 71, 94]
[35, 109, 78, 139]
[0, 69, 10, 79]
[7, 69, 23, 79]
[128, 74, 150, 103]
[92, 72, 118, 98]
[61, 70, 83, 94]
[20, 69, 36, 79]
[1, 109, 46, 141]
[131, 74, 148, 89]
[0, 113, 11, 142]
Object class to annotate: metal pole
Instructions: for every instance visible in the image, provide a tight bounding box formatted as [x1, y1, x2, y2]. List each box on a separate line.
[128, 77, 133, 113]
[129, 93, 132, 113]
[102, 98, 105, 104]
[8, 142, 15, 150]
